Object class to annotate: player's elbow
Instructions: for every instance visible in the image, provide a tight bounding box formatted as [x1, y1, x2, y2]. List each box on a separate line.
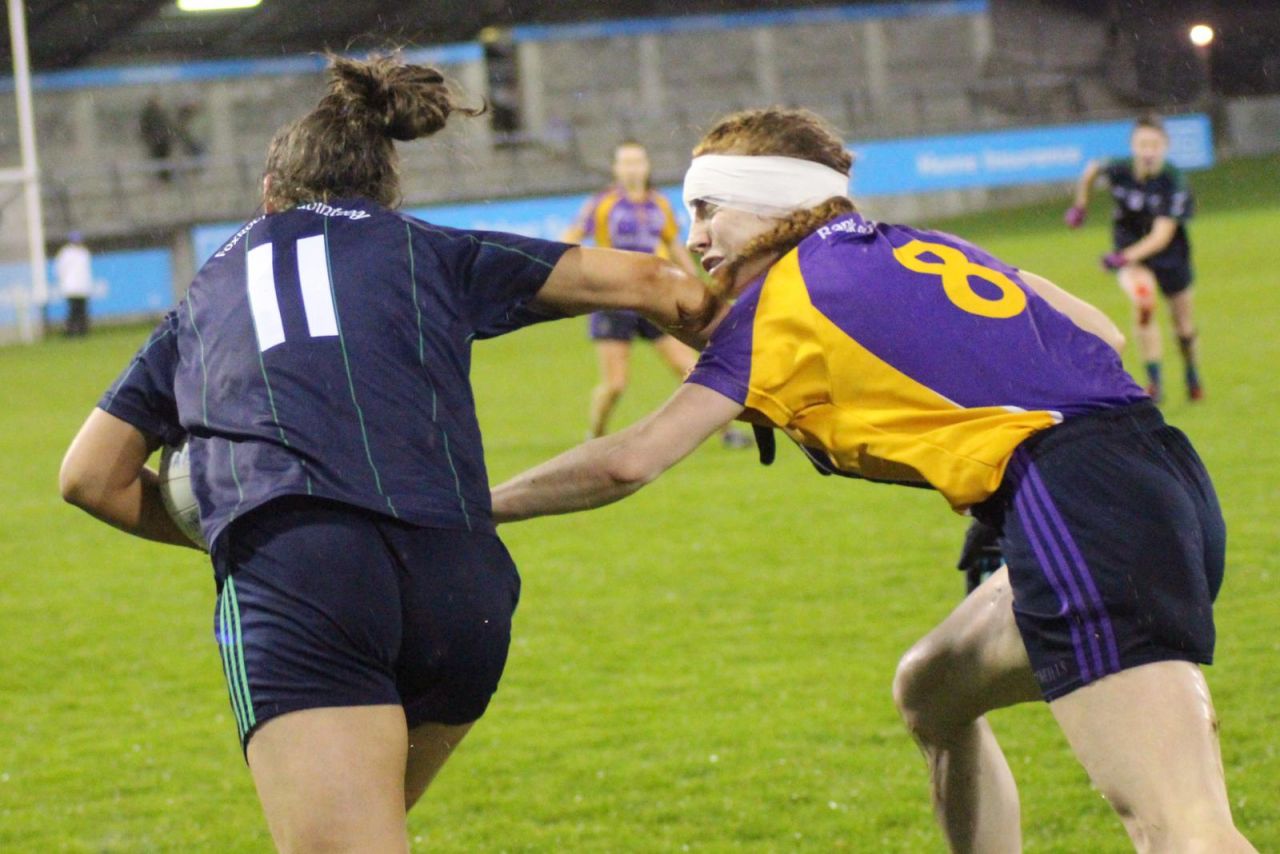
[1094, 316, 1126, 353]
[59, 450, 106, 511]
[59, 456, 92, 508]
[603, 445, 664, 493]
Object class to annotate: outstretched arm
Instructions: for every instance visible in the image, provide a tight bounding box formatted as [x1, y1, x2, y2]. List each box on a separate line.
[60, 408, 199, 548]
[1073, 160, 1102, 209]
[533, 246, 721, 348]
[1020, 269, 1125, 354]
[492, 383, 744, 522]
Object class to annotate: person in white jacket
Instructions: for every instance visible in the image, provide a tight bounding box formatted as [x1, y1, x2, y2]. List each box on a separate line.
[55, 231, 93, 336]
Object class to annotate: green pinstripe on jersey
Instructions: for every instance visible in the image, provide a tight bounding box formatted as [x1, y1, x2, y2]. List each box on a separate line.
[323, 217, 397, 518]
[406, 223, 473, 530]
[186, 298, 210, 427]
[99, 325, 173, 413]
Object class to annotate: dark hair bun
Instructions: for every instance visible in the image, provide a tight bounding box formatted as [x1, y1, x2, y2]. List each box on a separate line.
[327, 54, 483, 142]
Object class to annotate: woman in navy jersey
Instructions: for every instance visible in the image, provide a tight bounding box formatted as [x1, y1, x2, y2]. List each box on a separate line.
[492, 108, 1252, 852]
[1067, 114, 1203, 403]
[59, 55, 715, 851]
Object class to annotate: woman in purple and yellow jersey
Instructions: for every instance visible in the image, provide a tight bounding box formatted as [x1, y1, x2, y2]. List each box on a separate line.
[58, 56, 715, 852]
[493, 109, 1253, 853]
[565, 140, 748, 447]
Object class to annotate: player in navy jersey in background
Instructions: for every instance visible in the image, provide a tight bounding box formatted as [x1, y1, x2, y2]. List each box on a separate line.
[493, 108, 1253, 853]
[1067, 114, 1203, 403]
[59, 55, 715, 852]
[565, 140, 750, 447]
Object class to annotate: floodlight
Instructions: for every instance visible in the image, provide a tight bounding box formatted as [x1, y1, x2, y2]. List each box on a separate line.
[1189, 24, 1214, 48]
[177, 0, 262, 12]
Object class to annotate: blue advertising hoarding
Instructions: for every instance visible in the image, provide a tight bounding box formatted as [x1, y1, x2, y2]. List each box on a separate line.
[850, 114, 1213, 197]
[1, 248, 171, 324]
[192, 115, 1213, 266]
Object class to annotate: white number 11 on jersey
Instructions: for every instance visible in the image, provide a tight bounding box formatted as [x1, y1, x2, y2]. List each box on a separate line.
[246, 235, 339, 352]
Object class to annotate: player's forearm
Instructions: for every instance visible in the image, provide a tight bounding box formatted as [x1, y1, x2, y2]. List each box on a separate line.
[60, 408, 201, 549]
[61, 465, 199, 548]
[491, 438, 651, 523]
[1121, 219, 1177, 263]
[1073, 163, 1099, 207]
[537, 248, 718, 345]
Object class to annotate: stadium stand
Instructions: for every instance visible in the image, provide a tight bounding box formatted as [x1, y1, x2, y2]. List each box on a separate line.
[1, 0, 1150, 245]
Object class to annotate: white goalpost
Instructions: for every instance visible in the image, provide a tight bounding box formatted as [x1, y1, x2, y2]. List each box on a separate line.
[2, 0, 48, 344]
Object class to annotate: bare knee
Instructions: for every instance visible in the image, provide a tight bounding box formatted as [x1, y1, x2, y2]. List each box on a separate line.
[595, 378, 627, 400]
[893, 638, 965, 743]
[1134, 303, 1155, 328]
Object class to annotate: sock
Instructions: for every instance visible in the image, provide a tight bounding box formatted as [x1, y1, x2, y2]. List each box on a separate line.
[1179, 333, 1201, 389]
[1145, 361, 1162, 388]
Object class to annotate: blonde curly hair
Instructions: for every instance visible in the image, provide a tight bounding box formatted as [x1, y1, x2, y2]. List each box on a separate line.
[692, 107, 856, 293]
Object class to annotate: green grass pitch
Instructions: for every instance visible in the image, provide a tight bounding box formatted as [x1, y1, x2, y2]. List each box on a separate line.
[2, 155, 1277, 851]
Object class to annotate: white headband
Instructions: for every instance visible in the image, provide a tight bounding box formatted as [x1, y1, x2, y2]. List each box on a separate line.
[682, 154, 850, 219]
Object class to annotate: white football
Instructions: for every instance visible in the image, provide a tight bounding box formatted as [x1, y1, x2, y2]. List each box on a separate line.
[159, 440, 208, 551]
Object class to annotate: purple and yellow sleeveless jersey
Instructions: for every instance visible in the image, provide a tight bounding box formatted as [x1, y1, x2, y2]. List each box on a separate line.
[574, 187, 679, 255]
[686, 213, 1147, 511]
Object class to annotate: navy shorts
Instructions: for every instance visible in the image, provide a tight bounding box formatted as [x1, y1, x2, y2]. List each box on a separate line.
[984, 401, 1224, 701]
[210, 496, 520, 752]
[1146, 263, 1194, 297]
[588, 310, 666, 342]
[1113, 228, 1193, 296]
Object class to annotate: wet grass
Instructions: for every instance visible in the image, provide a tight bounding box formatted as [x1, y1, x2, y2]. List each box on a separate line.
[2, 154, 1276, 851]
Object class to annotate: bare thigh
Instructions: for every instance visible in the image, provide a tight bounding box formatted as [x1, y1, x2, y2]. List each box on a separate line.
[1049, 661, 1234, 833]
[897, 566, 1041, 732]
[404, 720, 474, 810]
[595, 340, 631, 388]
[247, 704, 410, 854]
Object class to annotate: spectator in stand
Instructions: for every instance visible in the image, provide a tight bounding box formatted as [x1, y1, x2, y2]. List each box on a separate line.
[140, 96, 175, 182]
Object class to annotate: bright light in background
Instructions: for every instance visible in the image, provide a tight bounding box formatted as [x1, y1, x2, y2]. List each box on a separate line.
[177, 0, 261, 12]
[1189, 24, 1215, 47]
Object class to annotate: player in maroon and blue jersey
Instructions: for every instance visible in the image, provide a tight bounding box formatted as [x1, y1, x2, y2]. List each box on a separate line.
[59, 55, 716, 851]
[493, 108, 1253, 852]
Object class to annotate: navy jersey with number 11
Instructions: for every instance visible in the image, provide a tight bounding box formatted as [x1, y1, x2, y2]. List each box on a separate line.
[99, 199, 572, 545]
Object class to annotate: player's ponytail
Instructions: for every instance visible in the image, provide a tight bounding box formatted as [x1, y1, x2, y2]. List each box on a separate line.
[264, 53, 485, 211]
[693, 108, 856, 294]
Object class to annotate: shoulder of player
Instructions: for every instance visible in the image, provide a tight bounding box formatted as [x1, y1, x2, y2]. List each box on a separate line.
[586, 187, 623, 211]
[648, 191, 675, 212]
[1104, 157, 1134, 179]
[1160, 163, 1190, 188]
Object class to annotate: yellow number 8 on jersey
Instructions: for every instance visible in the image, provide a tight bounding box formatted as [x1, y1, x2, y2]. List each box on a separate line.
[892, 239, 1027, 319]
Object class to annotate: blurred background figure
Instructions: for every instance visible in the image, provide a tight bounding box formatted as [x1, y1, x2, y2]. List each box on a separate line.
[139, 95, 175, 182]
[54, 230, 92, 337]
[564, 140, 750, 447]
[175, 100, 209, 166]
[1067, 113, 1203, 403]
